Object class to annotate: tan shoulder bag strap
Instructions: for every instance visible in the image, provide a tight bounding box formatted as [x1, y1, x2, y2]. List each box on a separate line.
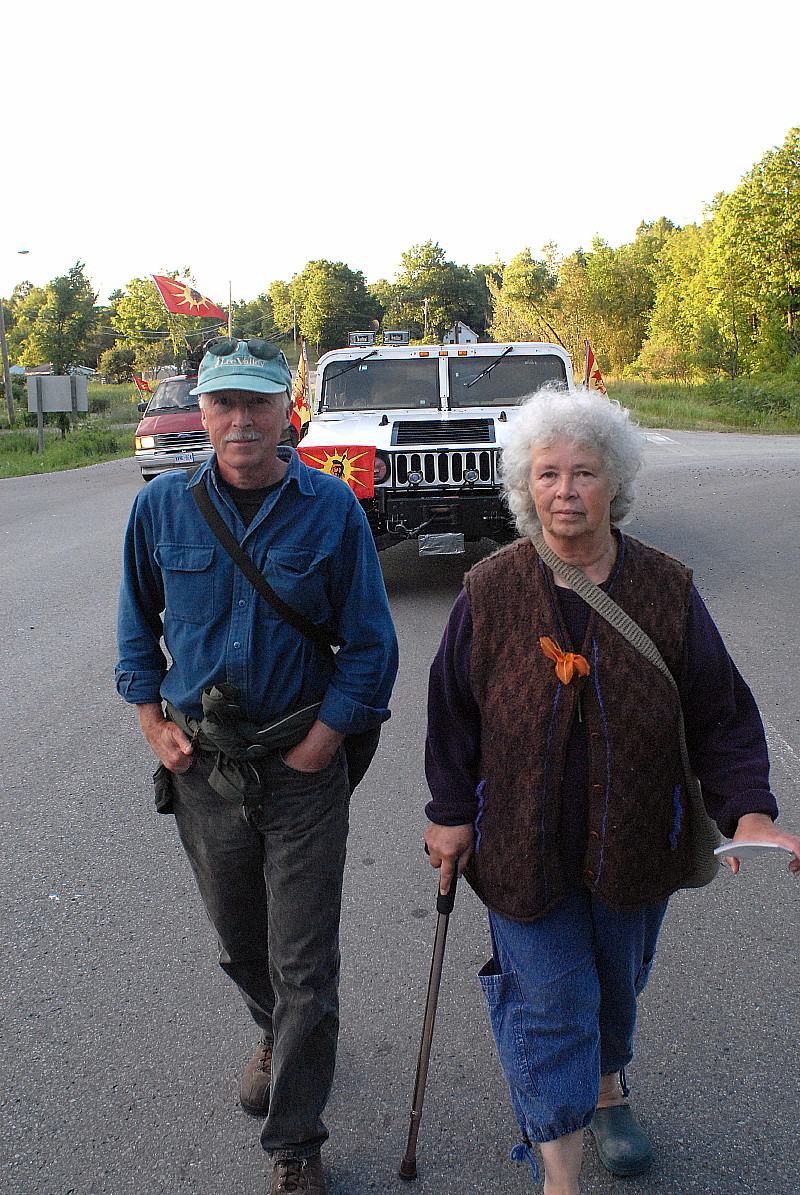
[532, 531, 720, 886]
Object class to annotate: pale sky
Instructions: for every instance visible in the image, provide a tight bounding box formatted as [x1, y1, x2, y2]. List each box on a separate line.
[3, 0, 797, 306]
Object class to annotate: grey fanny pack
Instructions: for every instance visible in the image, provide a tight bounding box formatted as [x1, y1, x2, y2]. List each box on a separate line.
[154, 685, 322, 813]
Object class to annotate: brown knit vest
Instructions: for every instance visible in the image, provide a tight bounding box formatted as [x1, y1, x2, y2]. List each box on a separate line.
[464, 534, 694, 921]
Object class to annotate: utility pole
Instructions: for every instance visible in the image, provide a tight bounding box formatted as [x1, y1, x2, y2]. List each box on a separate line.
[1, 250, 29, 425]
[1, 297, 14, 426]
[423, 297, 429, 342]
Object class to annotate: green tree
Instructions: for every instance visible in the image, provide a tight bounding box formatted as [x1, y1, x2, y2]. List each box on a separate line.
[711, 127, 800, 370]
[268, 279, 294, 339]
[230, 294, 277, 340]
[580, 220, 675, 371]
[488, 249, 558, 343]
[22, 262, 98, 373]
[99, 345, 137, 382]
[636, 222, 715, 380]
[2, 281, 43, 363]
[276, 261, 381, 355]
[382, 241, 488, 341]
[546, 249, 593, 366]
[700, 199, 751, 377]
[85, 289, 124, 369]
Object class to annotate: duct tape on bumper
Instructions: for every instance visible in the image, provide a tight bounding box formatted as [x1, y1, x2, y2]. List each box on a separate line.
[418, 533, 466, 556]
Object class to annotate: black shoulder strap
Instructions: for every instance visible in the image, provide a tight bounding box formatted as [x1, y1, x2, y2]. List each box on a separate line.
[191, 474, 336, 659]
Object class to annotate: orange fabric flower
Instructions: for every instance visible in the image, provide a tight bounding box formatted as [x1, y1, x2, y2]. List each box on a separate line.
[539, 636, 591, 684]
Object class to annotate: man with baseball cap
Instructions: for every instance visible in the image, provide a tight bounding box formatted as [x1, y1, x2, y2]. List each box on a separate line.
[116, 337, 398, 1193]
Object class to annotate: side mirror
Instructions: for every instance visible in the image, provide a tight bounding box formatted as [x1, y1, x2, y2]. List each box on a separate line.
[137, 399, 148, 413]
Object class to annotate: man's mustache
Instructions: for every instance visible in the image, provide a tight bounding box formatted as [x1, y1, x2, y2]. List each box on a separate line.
[222, 429, 264, 443]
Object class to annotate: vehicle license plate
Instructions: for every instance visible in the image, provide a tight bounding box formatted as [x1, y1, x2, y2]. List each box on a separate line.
[173, 452, 195, 463]
[418, 533, 465, 556]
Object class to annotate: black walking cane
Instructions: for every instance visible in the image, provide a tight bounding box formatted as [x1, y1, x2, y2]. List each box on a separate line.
[399, 869, 459, 1181]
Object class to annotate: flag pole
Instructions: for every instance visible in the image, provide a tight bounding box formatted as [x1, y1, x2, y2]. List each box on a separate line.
[228, 282, 233, 337]
[584, 339, 590, 388]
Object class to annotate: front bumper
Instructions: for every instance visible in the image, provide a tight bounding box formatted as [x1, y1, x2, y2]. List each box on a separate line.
[365, 487, 514, 544]
[135, 447, 214, 478]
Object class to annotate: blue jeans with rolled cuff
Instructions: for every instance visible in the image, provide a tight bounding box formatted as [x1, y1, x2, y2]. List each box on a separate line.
[170, 744, 350, 1161]
[480, 889, 667, 1150]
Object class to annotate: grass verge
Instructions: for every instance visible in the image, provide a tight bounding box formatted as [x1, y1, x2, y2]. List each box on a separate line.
[0, 381, 140, 478]
[610, 377, 800, 433]
[0, 423, 133, 479]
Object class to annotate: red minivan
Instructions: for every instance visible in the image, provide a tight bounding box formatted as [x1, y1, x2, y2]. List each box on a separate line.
[134, 373, 211, 482]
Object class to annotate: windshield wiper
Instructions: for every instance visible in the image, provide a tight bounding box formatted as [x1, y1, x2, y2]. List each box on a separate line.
[465, 345, 514, 388]
[327, 350, 379, 382]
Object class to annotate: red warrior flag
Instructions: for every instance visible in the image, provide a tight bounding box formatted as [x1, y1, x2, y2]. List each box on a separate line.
[291, 337, 312, 437]
[585, 340, 607, 395]
[132, 374, 152, 395]
[151, 275, 227, 320]
[297, 444, 376, 499]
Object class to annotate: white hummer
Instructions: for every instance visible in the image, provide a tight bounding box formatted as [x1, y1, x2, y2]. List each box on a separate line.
[301, 338, 576, 554]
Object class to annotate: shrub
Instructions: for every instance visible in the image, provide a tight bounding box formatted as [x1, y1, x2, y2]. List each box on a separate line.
[704, 375, 799, 418]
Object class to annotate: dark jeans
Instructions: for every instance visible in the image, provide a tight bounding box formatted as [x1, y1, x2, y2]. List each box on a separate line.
[171, 745, 350, 1160]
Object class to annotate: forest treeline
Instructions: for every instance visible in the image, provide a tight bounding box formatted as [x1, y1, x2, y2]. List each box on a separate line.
[2, 128, 798, 389]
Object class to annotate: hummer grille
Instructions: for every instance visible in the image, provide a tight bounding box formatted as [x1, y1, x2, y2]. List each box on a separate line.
[390, 449, 497, 487]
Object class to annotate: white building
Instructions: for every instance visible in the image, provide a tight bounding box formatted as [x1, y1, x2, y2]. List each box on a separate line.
[442, 321, 479, 344]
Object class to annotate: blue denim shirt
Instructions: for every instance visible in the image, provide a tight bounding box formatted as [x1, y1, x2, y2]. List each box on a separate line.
[116, 449, 398, 732]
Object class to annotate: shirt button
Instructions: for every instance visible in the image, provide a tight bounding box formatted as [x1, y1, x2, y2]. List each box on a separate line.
[592, 783, 603, 793]
[233, 641, 241, 649]
[239, 599, 246, 607]
[586, 870, 596, 882]
[589, 830, 600, 840]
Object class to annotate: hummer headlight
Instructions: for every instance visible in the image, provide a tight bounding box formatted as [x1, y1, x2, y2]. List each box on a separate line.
[374, 453, 389, 484]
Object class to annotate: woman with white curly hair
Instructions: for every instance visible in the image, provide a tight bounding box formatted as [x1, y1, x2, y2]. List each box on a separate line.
[423, 387, 799, 1194]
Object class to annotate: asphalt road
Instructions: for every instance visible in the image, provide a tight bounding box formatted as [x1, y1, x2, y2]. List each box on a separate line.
[1, 433, 798, 1195]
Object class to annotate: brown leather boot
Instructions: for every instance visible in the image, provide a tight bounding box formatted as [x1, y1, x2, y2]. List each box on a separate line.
[239, 1039, 273, 1116]
[268, 1153, 326, 1194]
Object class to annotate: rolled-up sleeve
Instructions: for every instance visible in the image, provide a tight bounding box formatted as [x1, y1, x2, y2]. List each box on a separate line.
[115, 495, 169, 705]
[318, 501, 398, 735]
[681, 587, 778, 836]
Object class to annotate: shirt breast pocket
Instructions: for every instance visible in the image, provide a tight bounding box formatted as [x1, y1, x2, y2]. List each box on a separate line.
[155, 543, 216, 625]
[265, 547, 329, 621]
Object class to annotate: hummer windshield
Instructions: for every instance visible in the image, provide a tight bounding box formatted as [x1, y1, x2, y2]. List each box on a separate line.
[321, 357, 440, 410]
[448, 353, 568, 407]
[144, 377, 200, 413]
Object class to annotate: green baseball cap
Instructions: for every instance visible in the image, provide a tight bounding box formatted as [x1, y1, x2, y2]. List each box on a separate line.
[190, 337, 292, 396]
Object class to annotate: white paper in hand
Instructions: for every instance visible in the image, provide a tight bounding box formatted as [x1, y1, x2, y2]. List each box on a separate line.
[714, 841, 795, 862]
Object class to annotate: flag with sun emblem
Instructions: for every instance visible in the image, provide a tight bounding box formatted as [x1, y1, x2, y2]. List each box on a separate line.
[131, 374, 152, 396]
[291, 337, 311, 437]
[151, 275, 227, 320]
[297, 444, 376, 499]
[584, 340, 607, 395]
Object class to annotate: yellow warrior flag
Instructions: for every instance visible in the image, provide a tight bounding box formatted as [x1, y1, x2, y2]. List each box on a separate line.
[291, 338, 311, 437]
[585, 341, 607, 395]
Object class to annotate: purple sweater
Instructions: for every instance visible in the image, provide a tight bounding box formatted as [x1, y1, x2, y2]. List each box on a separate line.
[425, 583, 777, 886]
